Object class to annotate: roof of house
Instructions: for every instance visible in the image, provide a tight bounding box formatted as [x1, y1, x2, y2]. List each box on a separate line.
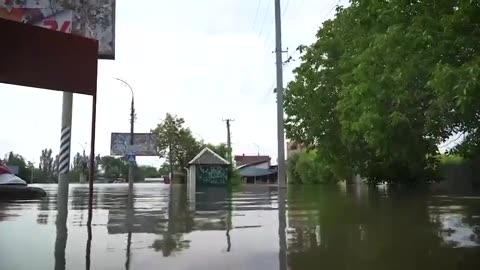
[189, 147, 230, 165]
[234, 155, 271, 166]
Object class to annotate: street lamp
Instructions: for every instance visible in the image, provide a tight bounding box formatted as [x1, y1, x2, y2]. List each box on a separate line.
[253, 143, 260, 156]
[114, 78, 135, 190]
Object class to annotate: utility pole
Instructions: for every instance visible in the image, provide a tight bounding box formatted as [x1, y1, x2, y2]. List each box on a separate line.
[274, 0, 287, 188]
[168, 144, 174, 183]
[223, 119, 234, 164]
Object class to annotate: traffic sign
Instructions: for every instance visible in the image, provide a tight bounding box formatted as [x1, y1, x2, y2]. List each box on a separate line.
[127, 154, 136, 162]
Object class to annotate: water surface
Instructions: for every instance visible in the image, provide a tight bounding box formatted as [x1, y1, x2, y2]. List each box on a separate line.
[1, 183, 479, 270]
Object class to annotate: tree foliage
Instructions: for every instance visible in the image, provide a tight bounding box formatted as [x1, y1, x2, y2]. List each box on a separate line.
[288, 150, 338, 184]
[152, 113, 202, 171]
[284, 0, 480, 184]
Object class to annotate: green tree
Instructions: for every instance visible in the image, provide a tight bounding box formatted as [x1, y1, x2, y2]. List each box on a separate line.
[203, 143, 229, 160]
[152, 113, 202, 173]
[98, 155, 127, 180]
[139, 165, 162, 178]
[38, 148, 57, 182]
[3, 151, 31, 181]
[284, 0, 479, 184]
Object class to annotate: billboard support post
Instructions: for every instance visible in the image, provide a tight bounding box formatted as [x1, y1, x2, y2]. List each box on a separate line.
[88, 93, 97, 226]
[57, 92, 73, 216]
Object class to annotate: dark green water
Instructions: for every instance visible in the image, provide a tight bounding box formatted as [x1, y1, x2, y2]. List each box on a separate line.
[0, 183, 479, 270]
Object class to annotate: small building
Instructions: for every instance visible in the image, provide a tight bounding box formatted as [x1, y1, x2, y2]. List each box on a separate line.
[234, 154, 277, 184]
[234, 154, 271, 167]
[188, 147, 231, 188]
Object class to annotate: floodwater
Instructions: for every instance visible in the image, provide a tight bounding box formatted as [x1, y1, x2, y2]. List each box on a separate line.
[1, 183, 480, 270]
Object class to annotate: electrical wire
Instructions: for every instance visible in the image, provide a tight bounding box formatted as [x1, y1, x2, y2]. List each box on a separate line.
[251, 0, 263, 30]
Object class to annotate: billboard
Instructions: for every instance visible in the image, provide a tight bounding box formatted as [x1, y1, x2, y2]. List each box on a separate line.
[0, 0, 115, 59]
[110, 133, 158, 156]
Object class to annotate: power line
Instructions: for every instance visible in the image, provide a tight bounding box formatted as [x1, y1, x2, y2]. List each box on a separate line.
[258, 0, 272, 37]
[282, 0, 292, 18]
[251, 0, 263, 30]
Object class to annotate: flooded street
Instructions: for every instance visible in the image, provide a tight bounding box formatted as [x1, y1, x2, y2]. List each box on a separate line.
[1, 183, 480, 270]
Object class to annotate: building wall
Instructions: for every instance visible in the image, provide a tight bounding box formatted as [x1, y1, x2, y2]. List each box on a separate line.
[249, 161, 270, 169]
[195, 165, 229, 186]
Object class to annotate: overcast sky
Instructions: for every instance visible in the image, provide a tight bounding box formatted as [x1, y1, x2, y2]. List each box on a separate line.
[0, 0, 345, 167]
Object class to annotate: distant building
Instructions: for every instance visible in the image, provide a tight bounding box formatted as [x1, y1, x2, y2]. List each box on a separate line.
[234, 154, 277, 184]
[234, 154, 271, 167]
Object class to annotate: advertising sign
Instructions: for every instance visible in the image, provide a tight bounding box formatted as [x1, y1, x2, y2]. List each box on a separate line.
[0, 0, 115, 59]
[110, 133, 158, 156]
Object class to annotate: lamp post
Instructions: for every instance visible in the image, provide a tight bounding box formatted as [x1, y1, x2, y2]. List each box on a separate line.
[115, 78, 135, 190]
[253, 143, 260, 156]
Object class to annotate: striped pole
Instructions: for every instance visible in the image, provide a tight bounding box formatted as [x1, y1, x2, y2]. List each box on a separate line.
[58, 125, 72, 174]
[57, 92, 73, 215]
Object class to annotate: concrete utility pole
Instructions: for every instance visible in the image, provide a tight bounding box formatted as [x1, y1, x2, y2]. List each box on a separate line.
[223, 119, 234, 164]
[115, 78, 135, 190]
[274, 0, 287, 187]
[57, 92, 73, 211]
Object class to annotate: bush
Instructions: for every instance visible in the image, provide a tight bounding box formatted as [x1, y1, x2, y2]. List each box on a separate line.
[287, 150, 340, 184]
[439, 154, 464, 166]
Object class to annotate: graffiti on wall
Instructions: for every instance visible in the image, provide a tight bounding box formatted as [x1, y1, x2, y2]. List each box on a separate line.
[196, 165, 228, 185]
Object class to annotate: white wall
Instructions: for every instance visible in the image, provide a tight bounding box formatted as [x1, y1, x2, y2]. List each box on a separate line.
[249, 161, 270, 169]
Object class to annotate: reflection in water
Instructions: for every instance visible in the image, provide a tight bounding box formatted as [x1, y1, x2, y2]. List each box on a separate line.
[286, 186, 480, 270]
[278, 187, 287, 270]
[2, 183, 480, 270]
[54, 191, 68, 270]
[125, 187, 134, 270]
[37, 194, 50, 224]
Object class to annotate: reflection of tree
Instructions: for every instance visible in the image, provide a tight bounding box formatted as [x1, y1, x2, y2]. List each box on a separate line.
[150, 234, 191, 257]
[36, 193, 51, 224]
[103, 184, 237, 258]
[285, 186, 480, 270]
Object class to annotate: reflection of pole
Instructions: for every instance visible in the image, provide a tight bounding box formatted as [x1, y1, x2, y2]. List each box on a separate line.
[58, 92, 73, 204]
[125, 188, 134, 270]
[85, 223, 92, 270]
[278, 188, 287, 270]
[226, 191, 232, 252]
[54, 190, 68, 270]
[274, 0, 286, 187]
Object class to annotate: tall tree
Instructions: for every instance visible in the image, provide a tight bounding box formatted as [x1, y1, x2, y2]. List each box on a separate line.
[152, 113, 202, 172]
[284, 0, 480, 184]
